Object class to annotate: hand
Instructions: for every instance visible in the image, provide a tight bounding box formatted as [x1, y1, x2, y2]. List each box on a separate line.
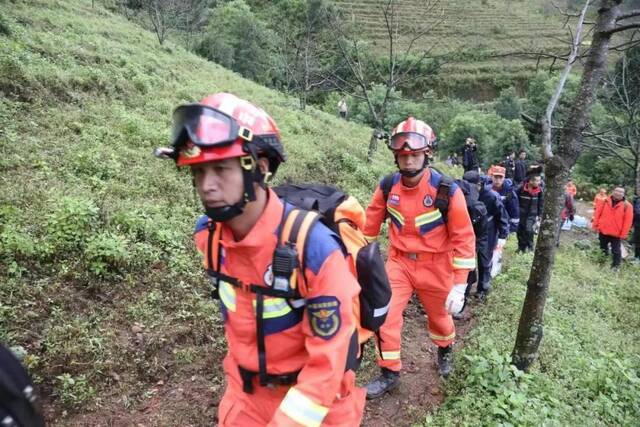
[497, 238, 506, 249]
[445, 284, 467, 315]
[569, 214, 574, 221]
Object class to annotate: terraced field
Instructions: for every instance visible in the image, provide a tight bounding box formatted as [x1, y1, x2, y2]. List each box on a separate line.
[333, 0, 571, 97]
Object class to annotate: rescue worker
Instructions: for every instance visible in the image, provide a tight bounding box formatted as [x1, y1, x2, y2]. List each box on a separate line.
[462, 137, 479, 172]
[157, 93, 365, 426]
[593, 188, 608, 211]
[362, 117, 476, 396]
[489, 166, 520, 233]
[514, 150, 527, 187]
[464, 171, 508, 299]
[592, 186, 634, 270]
[516, 169, 544, 253]
[565, 178, 577, 198]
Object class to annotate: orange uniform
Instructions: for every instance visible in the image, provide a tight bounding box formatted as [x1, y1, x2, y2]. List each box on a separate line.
[592, 196, 633, 239]
[565, 182, 577, 197]
[363, 169, 475, 371]
[194, 189, 365, 426]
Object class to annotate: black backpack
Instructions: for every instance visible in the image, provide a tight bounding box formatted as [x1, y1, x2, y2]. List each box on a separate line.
[455, 179, 489, 237]
[272, 184, 392, 334]
[0, 345, 45, 427]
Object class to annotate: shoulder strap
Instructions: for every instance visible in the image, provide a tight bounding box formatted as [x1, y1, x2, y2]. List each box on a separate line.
[435, 175, 454, 221]
[280, 208, 321, 296]
[380, 173, 395, 203]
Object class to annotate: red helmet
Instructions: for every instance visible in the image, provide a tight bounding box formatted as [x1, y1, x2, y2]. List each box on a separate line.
[172, 93, 285, 173]
[490, 165, 506, 177]
[388, 117, 436, 153]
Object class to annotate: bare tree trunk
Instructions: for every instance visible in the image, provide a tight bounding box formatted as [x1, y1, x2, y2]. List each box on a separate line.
[512, 0, 623, 371]
[635, 151, 640, 196]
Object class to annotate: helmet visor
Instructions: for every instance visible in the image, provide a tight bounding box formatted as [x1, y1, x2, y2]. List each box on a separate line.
[171, 104, 247, 148]
[389, 132, 429, 151]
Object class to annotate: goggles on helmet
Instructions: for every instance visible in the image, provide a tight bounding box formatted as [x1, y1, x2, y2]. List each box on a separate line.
[171, 104, 253, 149]
[389, 132, 431, 151]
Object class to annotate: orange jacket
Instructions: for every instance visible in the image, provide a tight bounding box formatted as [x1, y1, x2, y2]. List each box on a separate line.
[363, 169, 476, 284]
[194, 188, 360, 426]
[592, 196, 633, 239]
[565, 182, 577, 197]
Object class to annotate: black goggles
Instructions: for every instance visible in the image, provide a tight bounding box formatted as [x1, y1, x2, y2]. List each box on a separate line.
[389, 132, 431, 151]
[171, 104, 252, 148]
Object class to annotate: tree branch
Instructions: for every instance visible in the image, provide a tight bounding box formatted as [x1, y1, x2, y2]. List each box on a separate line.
[603, 21, 640, 35]
[616, 9, 640, 21]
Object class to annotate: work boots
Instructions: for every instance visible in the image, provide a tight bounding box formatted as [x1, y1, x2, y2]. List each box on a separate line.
[437, 345, 454, 378]
[365, 368, 400, 399]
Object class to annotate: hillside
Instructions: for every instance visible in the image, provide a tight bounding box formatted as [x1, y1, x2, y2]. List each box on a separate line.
[333, 0, 569, 98]
[0, 0, 391, 424]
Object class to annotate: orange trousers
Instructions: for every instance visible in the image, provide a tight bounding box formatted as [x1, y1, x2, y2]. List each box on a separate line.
[218, 358, 366, 426]
[376, 249, 455, 372]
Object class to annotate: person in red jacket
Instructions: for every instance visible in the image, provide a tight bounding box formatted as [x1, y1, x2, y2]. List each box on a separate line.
[156, 93, 365, 426]
[362, 117, 476, 398]
[592, 186, 634, 270]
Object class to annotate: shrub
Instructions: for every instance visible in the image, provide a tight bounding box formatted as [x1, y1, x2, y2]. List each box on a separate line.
[84, 232, 130, 277]
[45, 196, 99, 253]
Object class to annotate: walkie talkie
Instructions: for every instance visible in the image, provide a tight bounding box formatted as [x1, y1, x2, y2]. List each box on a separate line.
[272, 243, 298, 293]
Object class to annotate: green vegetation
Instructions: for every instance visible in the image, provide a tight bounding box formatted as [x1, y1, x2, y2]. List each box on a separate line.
[0, 0, 390, 419]
[425, 242, 640, 425]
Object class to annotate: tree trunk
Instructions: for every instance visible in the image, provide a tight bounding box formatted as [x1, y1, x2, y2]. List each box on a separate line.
[367, 129, 380, 162]
[635, 151, 640, 196]
[512, 0, 622, 371]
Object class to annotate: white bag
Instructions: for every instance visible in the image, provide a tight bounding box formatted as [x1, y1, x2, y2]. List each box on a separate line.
[491, 247, 503, 278]
[561, 219, 573, 231]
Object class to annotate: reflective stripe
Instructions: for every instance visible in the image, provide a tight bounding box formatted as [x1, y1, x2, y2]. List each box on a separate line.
[373, 302, 390, 318]
[381, 350, 400, 360]
[429, 331, 455, 341]
[279, 387, 328, 427]
[252, 297, 292, 319]
[386, 206, 405, 225]
[453, 257, 476, 269]
[415, 209, 442, 226]
[219, 281, 236, 312]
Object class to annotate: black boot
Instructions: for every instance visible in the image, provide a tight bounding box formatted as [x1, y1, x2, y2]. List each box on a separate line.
[365, 368, 400, 399]
[437, 345, 454, 378]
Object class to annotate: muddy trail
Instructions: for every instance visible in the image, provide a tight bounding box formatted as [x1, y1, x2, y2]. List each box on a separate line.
[359, 296, 477, 426]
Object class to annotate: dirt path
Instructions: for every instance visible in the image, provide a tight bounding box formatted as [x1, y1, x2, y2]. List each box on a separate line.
[360, 297, 476, 427]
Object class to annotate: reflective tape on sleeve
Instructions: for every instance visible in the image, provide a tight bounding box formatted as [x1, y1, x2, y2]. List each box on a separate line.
[381, 350, 401, 360]
[453, 257, 476, 269]
[373, 302, 390, 318]
[279, 387, 329, 427]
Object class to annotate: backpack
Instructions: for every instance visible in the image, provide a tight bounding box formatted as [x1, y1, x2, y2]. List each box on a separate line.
[272, 184, 392, 337]
[455, 179, 488, 237]
[0, 345, 45, 427]
[204, 184, 392, 376]
[380, 169, 455, 220]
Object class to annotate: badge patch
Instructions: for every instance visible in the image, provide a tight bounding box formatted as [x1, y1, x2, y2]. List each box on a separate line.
[389, 194, 400, 206]
[423, 195, 434, 207]
[181, 143, 201, 159]
[307, 296, 341, 340]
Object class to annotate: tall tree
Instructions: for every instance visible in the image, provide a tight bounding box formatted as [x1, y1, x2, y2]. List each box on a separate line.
[327, 0, 444, 161]
[512, 0, 640, 371]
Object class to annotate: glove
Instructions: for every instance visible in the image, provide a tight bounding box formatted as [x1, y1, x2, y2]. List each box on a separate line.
[445, 284, 467, 315]
[569, 214, 574, 221]
[497, 238, 506, 249]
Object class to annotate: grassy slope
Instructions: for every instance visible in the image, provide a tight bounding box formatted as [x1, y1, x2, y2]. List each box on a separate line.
[0, 0, 391, 422]
[426, 240, 640, 426]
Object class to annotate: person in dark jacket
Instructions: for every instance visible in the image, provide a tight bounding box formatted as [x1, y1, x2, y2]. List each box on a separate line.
[489, 166, 520, 233]
[503, 152, 516, 180]
[514, 150, 527, 187]
[463, 171, 508, 298]
[454, 177, 489, 318]
[462, 137, 479, 172]
[633, 195, 640, 262]
[516, 169, 544, 253]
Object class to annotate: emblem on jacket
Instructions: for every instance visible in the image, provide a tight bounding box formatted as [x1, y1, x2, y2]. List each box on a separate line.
[423, 195, 434, 207]
[307, 296, 341, 340]
[389, 194, 400, 206]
